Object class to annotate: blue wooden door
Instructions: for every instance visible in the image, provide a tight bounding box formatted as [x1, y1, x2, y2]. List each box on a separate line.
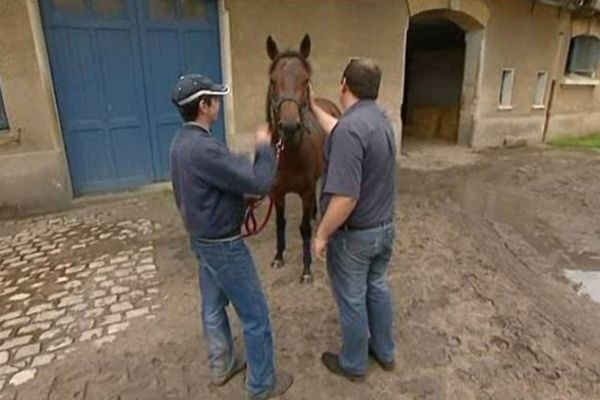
[41, 0, 224, 193]
[41, 0, 155, 193]
[137, 0, 225, 180]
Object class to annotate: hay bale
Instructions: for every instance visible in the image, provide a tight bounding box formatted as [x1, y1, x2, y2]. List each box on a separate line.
[438, 106, 460, 142]
[410, 106, 441, 139]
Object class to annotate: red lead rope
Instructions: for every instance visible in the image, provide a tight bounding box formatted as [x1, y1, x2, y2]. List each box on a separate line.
[242, 139, 284, 238]
[243, 196, 274, 238]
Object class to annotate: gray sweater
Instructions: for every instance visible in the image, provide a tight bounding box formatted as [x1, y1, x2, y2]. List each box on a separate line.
[170, 123, 276, 239]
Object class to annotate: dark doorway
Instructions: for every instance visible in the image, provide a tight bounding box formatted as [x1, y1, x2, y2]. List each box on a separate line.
[402, 15, 466, 143]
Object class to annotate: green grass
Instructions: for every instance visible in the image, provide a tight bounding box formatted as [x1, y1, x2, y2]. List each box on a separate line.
[549, 133, 600, 149]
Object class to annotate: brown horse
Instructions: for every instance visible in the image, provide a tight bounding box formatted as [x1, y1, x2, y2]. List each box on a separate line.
[266, 34, 341, 283]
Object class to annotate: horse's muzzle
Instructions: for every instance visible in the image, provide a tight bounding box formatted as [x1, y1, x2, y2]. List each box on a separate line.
[278, 120, 302, 134]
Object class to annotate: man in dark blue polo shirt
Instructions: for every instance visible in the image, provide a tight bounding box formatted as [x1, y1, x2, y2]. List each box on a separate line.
[170, 74, 293, 399]
[311, 59, 397, 382]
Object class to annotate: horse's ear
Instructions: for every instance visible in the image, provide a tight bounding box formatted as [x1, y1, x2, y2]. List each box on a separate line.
[299, 34, 311, 59]
[266, 35, 279, 60]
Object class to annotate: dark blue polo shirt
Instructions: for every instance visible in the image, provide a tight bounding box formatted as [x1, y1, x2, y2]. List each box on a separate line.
[320, 100, 396, 229]
[170, 122, 276, 239]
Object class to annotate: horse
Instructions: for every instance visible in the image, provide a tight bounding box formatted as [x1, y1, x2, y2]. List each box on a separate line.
[266, 34, 341, 283]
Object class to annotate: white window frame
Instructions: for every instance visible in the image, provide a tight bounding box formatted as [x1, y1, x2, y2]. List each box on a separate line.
[532, 70, 548, 110]
[498, 68, 515, 110]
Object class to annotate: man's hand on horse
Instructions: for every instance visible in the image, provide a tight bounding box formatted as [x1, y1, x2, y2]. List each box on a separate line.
[312, 233, 327, 262]
[308, 83, 317, 110]
[256, 123, 272, 145]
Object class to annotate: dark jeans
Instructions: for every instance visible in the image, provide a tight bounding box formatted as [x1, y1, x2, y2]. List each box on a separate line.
[191, 237, 275, 396]
[326, 224, 396, 375]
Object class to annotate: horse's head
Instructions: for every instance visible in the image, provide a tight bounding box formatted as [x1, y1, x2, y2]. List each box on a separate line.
[266, 34, 312, 147]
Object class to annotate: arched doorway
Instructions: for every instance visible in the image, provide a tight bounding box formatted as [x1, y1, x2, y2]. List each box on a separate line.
[402, 4, 487, 146]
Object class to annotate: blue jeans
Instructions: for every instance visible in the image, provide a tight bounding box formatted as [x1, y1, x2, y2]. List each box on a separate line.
[191, 237, 275, 396]
[326, 224, 396, 375]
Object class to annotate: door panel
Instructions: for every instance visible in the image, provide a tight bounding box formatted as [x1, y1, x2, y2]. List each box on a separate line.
[41, 0, 225, 192]
[137, 0, 225, 181]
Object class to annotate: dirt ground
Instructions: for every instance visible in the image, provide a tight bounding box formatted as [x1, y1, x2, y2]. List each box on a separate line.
[1, 143, 600, 400]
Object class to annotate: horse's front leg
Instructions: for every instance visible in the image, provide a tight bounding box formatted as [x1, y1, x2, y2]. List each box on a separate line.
[299, 192, 315, 283]
[271, 194, 286, 268]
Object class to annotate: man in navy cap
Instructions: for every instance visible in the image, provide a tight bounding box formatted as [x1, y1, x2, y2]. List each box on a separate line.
[170, 74, 293, 399]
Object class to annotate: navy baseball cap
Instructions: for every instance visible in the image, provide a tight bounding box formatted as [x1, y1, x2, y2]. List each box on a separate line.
[172, 74, 230, 106]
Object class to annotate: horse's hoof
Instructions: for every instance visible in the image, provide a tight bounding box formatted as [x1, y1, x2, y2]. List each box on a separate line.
[271, 259, 285, 269]
[300, 274, 314, 284]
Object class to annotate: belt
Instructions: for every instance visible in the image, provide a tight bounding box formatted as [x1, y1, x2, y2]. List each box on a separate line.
[197, 228, 242, 243]
[340, 219, 393, 232]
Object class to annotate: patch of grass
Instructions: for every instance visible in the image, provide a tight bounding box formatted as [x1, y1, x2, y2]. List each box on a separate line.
[550, 133, 600, 149]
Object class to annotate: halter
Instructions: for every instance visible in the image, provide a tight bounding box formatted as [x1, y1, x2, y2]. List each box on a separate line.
[272, 95, 303, 111]
[268, 86, 310, 135]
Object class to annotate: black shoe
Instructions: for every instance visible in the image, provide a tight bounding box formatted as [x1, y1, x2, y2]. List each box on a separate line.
[321, 352, 365, 383]
[368, 348, 396, 372]
[246, 371, 294, 400]
[211, 355, 246, 387]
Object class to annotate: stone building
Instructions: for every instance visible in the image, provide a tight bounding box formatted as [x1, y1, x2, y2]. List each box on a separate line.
[1, 0, 599, 213]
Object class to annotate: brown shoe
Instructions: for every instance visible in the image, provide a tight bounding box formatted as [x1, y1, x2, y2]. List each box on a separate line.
[246, 371, 294, 400]
[211, 355, 246, 387]
[321, 352, 365, 383]
[369, 348, 396, 372]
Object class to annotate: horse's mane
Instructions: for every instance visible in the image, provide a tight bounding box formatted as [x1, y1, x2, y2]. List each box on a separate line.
[266, 51, 312, 127]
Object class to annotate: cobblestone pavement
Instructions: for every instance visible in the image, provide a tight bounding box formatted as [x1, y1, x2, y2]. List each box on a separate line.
[0, 211, 161, 394]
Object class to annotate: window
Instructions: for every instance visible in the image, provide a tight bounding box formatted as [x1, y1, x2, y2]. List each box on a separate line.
[149, 0, 177, 19]
[0, 85, 8, 131]
[181, 0, 207, 20]
[149, 0, 208, 20]
[533, 71, 548, 108]
[566, 35, 600, 78]
[53, 0, 86, 15]
[499, 68, 515, 109]
[93, 0, 125, 18]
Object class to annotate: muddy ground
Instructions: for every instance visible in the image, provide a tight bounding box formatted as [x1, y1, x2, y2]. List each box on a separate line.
[1, 144, 600, 400]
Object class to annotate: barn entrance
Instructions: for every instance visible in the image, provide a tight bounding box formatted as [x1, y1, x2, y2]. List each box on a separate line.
[401, 8, 486, 147]
[402, 15, 466, 143]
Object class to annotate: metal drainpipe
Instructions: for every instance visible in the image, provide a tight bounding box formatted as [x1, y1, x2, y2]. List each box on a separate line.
[543, 31, 567, 142]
